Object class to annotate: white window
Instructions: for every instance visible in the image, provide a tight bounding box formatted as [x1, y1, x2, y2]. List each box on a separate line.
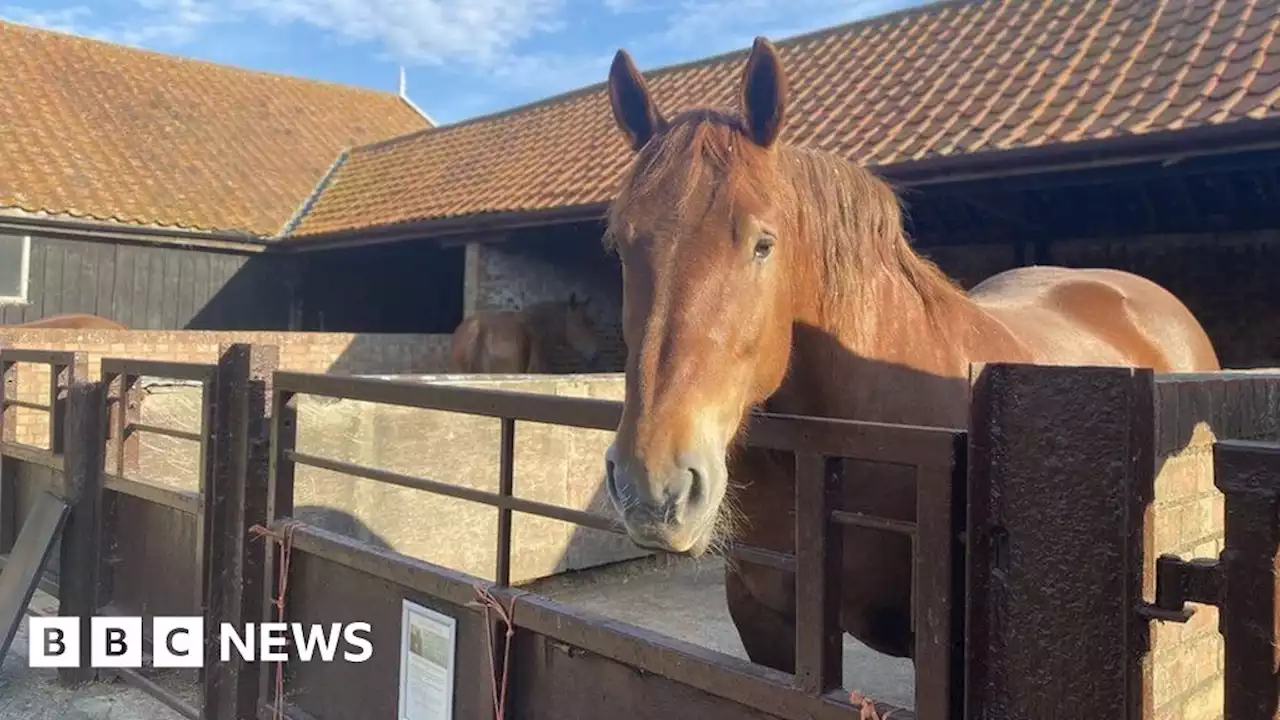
[0, 234, 31, 305]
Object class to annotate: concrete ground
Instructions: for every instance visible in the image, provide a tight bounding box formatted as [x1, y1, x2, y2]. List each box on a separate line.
[2, 555, 912, 718]
[525, 553, 916, 710]
[0, 591, 186, 720]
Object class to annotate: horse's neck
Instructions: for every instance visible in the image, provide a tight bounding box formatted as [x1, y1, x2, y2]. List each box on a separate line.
[778, 258, 990, 428]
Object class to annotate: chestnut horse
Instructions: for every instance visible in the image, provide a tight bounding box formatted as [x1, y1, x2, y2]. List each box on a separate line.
[2, 313, 126, 330]
[600, 37, 1220, 680]
[449, 295, 601, 373]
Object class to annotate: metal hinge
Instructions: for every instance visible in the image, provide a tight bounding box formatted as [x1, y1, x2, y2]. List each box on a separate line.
[1137, 553, 1224, 624]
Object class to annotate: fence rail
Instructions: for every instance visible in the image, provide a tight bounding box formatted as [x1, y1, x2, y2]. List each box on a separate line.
[0, 348, 85, 455]
[267, 370, 967, 718]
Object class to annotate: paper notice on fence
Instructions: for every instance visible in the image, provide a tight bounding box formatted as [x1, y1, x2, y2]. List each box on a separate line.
[398, 599, 457, 720]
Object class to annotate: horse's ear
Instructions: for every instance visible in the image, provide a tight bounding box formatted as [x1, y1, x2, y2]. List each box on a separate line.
[608, 48, 665, 152]
[740, 36, 787, 149]
[569, 292, 580, 308]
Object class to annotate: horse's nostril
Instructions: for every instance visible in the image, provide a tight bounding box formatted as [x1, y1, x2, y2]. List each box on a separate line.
[606, 460, 618, 496]
[686, 466, 704, 506]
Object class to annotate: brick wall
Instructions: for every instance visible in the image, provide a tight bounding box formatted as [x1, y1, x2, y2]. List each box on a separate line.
[468, 226, 626, 373]
[1149, 372, 1280, 720]
[0, 329, 453, 447]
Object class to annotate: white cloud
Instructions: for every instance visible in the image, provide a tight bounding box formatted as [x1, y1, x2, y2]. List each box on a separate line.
[1, 0, 217, 48]
[233, 0, 566, 69]
[1, 0, 929, 122]
[0, 4, 91, 33]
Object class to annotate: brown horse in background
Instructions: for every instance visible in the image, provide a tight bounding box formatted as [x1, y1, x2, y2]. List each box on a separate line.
[449, 294, 601, 373]
[600, 37, 1220, 683]
[2, 313, 127, 330]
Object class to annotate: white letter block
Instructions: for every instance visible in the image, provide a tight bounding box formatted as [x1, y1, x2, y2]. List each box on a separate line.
[153, 617, 204, 668]
[91, 616, 143, 668]
[28, 616, 80, 668]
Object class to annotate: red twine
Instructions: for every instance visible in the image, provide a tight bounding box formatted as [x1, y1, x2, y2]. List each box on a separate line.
[468, 585, 520, 719]
[248, 519, 303, 720]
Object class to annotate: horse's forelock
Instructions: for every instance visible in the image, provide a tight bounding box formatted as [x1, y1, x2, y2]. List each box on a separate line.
[606, 111, 779, 245]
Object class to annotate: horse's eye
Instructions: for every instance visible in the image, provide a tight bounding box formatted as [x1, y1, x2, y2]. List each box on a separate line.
[753, 234, 775, 261]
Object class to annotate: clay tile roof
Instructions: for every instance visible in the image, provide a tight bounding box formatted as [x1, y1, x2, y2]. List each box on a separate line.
[0, 19, 432, 236]
[290, 0, 1280, 239]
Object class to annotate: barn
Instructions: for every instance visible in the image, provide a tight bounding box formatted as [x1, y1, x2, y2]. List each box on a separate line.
[278, 0, 1280, 371]
[3, 0, 1279, 372]
[0, 18, 433, 331]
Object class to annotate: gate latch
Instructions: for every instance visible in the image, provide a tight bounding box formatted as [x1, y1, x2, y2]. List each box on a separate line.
[1139, 554, 1224, 624]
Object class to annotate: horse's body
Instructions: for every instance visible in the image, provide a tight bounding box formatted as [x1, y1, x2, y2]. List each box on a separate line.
[599, 38, 1220, 681]
[449, 296, 600, 374]
[2, 313, 126, 330]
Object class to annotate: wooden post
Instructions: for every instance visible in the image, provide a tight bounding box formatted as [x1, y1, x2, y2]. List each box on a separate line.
[966, 363, 1155, 719]
[205, 343, 278, 720]
[57, 380, 105, 686]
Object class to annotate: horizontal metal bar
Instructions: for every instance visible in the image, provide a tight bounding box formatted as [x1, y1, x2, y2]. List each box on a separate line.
[104, 473, 201, 516]
[287, 450, 625, 535]
[511, 593, 910, 720]
[101, 667, 200, 720]
[0, 441, 63, 470]
[1, 398, 50, 412]
[0, 349, 79, 366]
[126, 422, 202, 443]
[274, 371, 621, 430]
[744, 412, 964, 468]
[270, 521, 905, 720]
[270, 520, 489, 608]
[273, 372, 964, 465]
[101, 357, 216, 383]
[728, 545, 797, 573]
[830, 510, 918, 537]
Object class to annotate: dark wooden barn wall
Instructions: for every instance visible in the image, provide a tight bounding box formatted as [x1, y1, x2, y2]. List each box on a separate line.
[0, 234, 291, 330]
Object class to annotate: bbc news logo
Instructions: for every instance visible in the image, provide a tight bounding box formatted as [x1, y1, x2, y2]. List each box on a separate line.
[29, 617, 373, 668]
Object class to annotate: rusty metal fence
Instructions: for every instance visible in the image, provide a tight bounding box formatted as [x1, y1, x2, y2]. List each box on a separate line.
[0, 349, 87, 641]
[1147, 439, 1280, 720]
[7, 346, 1278, 720]
[257, 370, 967, 720]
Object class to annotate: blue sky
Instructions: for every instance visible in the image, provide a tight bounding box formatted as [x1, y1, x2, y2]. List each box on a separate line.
[1, 0, 930, 125]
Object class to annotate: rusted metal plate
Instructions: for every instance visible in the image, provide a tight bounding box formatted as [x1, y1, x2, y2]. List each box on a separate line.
[0, 490, 69, 663]
[966, 363, 1154, 720]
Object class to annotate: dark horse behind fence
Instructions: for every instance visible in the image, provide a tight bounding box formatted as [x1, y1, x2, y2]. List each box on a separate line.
[449, 294, 601, 373]
[1, 313, 127, 329]
[597, 36, 1221, 692]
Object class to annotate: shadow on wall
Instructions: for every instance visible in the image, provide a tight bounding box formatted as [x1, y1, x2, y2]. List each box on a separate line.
[186, 253, 294, 330]
[324, 333, 455, 375]
[293, 505, 394, 551]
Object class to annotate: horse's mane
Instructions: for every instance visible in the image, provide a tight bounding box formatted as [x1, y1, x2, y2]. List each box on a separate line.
[605, 110, 965, 332]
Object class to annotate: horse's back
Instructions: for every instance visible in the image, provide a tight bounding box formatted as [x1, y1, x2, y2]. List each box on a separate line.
[7, 313, 125, 330]
[970, 265, 1219, 373]
[449, 312, 531, 373]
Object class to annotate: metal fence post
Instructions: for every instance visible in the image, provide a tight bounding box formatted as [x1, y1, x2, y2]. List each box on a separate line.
[57, 379, 105, 686]
[205, 343, 278, 720]
[966, 363, 1155, 719]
